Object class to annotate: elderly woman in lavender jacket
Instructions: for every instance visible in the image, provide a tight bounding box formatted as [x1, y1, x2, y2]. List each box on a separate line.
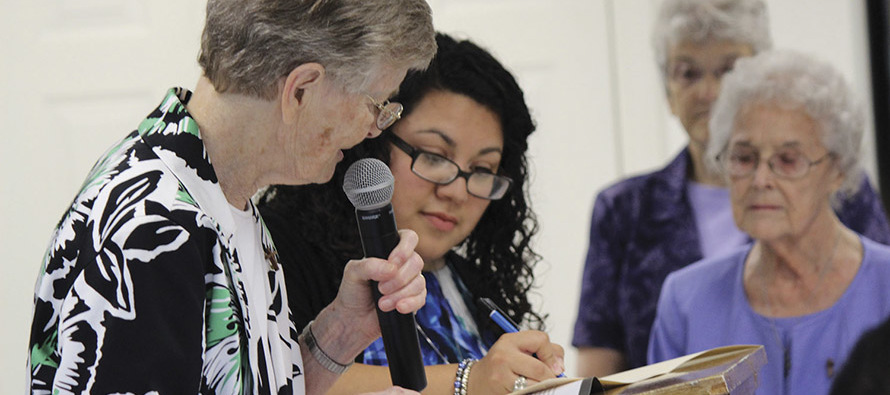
[648, 49, 890, 395]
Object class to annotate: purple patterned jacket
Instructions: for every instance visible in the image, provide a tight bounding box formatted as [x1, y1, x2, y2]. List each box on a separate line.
[572, 149, 890, 369]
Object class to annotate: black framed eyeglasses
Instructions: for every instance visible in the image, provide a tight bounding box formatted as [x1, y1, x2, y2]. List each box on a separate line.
[366, 95, 403, 130]
[388, 133, 513, 200]
[718, 146, 834, 179]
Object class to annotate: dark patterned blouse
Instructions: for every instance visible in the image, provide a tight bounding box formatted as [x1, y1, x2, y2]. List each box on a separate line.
[362, 262, 491, 365]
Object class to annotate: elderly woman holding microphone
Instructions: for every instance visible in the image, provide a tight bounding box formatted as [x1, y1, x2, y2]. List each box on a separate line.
[27, 0, 435, 394]
[648, 49, 890, 394]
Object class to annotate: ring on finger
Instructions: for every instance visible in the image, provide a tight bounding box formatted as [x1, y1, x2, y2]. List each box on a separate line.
[513, 375, 527, 391]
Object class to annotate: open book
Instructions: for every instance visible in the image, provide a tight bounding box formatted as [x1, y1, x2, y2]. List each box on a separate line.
[511, 345, 766, 395]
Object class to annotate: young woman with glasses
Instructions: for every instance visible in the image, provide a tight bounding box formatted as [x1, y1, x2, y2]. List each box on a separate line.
[257, 33, 564, 394]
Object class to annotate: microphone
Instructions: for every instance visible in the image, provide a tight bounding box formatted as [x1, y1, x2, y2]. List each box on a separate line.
[343, 158, 427, 391]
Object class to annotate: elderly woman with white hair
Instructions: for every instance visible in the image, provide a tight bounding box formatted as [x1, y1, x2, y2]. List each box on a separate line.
[573, 0, 890, 377]
[27, 0, 436, 394]
[648, 49, 890, 395]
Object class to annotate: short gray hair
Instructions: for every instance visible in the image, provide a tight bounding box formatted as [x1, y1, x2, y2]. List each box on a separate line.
[198, 0, 437, 100]
[706, 49, 866, 197]
[652, 0, 772, 81]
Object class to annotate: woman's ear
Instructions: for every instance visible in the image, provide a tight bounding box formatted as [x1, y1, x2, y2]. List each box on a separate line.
[280, 63, 325, 123]
[828, 159, 846, 195]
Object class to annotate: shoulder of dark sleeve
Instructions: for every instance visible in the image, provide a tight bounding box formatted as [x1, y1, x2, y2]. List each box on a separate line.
[590, 169, 664, 230]
[593, 149, 688, 217]
[836, 176, 890, 244]
[596, 169, 665, 206]
[587, 157, 688, 259]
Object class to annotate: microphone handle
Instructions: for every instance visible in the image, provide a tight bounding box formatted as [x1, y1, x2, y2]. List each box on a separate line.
[356, 206, 427, 391]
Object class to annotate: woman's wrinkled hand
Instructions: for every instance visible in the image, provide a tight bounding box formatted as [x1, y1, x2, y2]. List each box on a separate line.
[333, 229, 426, 343]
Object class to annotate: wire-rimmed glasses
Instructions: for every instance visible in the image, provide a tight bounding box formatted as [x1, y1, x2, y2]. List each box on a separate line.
[718, 146, 834, 179]
[367, 95, 403, 130]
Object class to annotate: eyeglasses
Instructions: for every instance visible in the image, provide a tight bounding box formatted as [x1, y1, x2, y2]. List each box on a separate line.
[718, 146, 834, 179]
[667, 59, 737, 88]
[388, 133, 513, 200]
[367, 95, 403, 130]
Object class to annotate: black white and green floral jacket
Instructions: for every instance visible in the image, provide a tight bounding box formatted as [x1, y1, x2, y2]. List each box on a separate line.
[28, 88, 302, 394]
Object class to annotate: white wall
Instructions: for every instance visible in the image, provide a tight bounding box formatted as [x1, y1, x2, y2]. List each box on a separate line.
[0, 0, 877, 392]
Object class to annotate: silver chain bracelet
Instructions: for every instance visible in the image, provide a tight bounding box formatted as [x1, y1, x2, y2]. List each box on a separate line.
[298, 320, 354, 375]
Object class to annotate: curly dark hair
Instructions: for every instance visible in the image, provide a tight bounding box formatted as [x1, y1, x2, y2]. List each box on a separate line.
[258, 32, 543, 329]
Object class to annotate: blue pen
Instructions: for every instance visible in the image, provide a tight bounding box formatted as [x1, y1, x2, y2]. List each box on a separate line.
[479, 298, 566, 378]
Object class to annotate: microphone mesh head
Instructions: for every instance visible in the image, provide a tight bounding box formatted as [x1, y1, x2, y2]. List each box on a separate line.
[342, 158, 394, 210]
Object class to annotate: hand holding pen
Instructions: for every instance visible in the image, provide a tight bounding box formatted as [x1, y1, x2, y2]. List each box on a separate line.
[475, 298, 566, 393]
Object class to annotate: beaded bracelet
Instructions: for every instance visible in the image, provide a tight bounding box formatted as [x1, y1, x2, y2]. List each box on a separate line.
[453, 358, 477, 395]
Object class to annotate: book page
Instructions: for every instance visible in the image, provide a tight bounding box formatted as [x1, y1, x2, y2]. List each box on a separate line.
[510, 377, 582, 395]
[512, 345, 763, 394]
[526, 378, 585, 395]
[511, 377, 602, 395]
[597, 349, 707, 385]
